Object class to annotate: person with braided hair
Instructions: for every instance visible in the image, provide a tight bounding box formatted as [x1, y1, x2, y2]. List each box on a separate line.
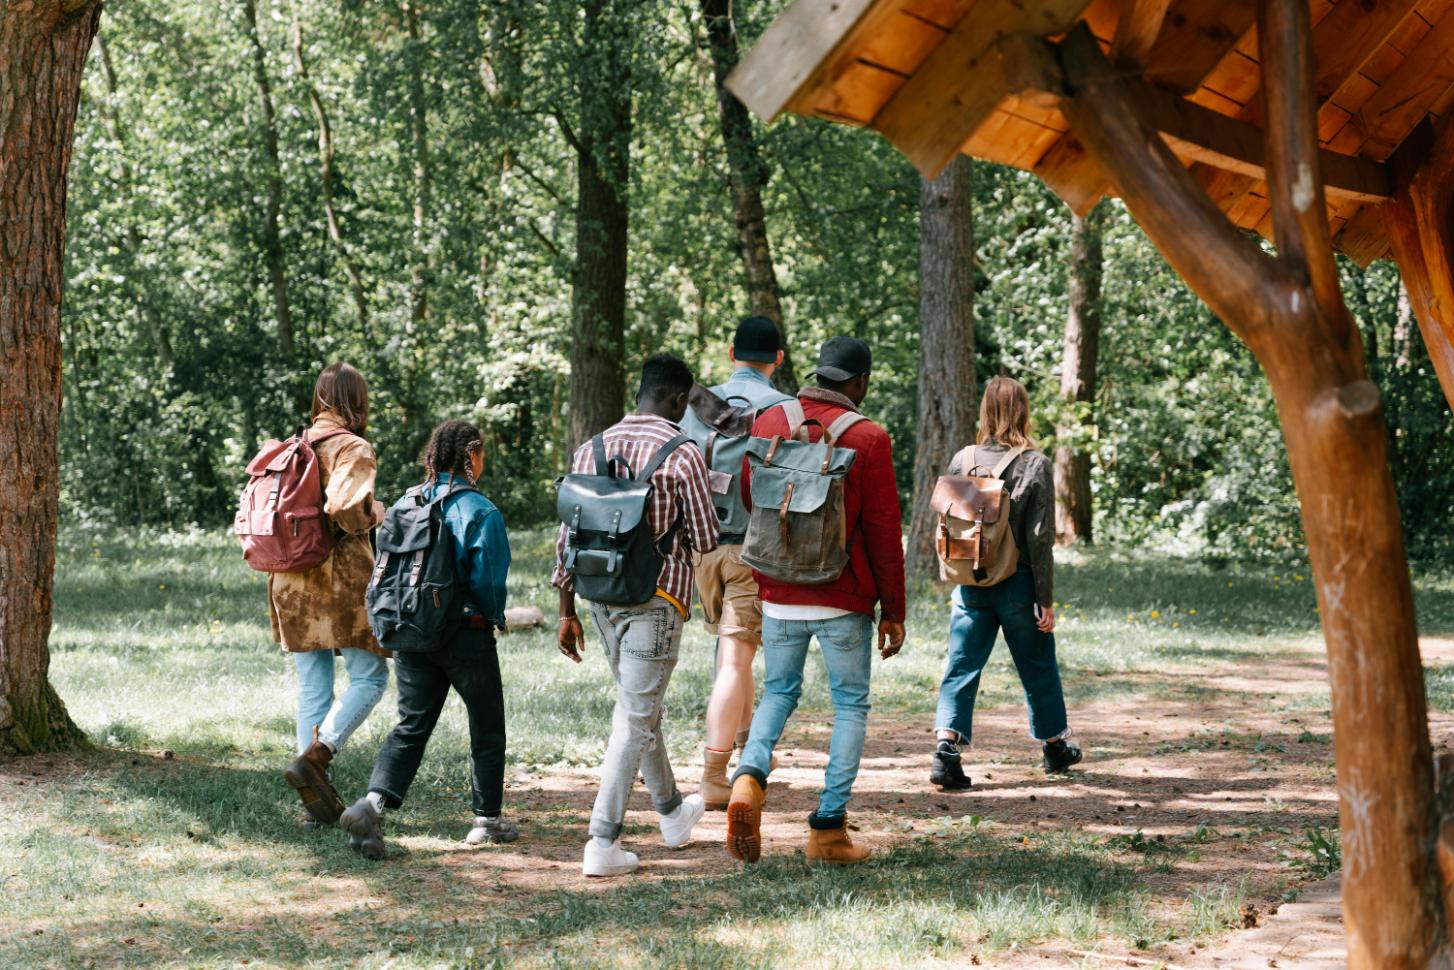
[341, 419, 516, 858]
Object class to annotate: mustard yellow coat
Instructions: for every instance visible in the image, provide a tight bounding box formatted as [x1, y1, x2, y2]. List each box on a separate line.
[267, 413, 389, 657]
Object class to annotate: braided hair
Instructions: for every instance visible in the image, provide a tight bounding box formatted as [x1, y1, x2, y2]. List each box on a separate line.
[422, 419, 484, 487]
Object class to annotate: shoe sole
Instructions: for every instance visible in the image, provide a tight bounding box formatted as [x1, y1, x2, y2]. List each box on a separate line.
[704, 798, 729, 812]
[284, 763, 345, 824]
[807, 856, 868, 865]
[1044, 752, 1084, 776]
[583, 864, 638, 877]
[725, 799, 761, 863]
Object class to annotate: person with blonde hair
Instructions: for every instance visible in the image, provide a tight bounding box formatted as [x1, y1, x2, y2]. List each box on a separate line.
[930, 376, 1081, 790]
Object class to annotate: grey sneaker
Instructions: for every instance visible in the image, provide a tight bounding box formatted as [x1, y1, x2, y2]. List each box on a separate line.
[340, 795, 386, 860]
[465, 815, 520, 845]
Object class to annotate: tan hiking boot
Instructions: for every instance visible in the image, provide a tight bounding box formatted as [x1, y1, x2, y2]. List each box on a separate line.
[284, 737, 345, 825]
[806, 817, 870, 864]
[701, 748, 733, 811]
[725, 774, 765, 863]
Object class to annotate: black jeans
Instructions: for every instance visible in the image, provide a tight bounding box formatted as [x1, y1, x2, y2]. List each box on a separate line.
[368, 625, 507, 817]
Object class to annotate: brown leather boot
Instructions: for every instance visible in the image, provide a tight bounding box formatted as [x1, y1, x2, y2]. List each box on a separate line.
[284, 734, 345, 825]
[806, 816, 870, 864]
[701, 748, 733, 811]
[725, 774, 765, 863]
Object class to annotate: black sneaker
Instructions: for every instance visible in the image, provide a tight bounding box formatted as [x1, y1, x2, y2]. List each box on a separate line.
[1043, 737, 1083, 775]
[930, 741, 972, 791]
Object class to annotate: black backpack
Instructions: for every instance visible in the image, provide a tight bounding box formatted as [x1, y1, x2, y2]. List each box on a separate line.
[555, 434, 691, 605]
[366, 481, 473, 651]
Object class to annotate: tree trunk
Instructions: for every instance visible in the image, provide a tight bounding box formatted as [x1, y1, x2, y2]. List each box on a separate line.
[0, 0, 102, 755]
[404, 0, 430, 332]
[1054, 205, 1104, 544]
[1059, 13, 1443, 964]
[906, 155, 976, 576]
[94, 32, 174, 369]
[700, 0, 797, 393]
[568, 0, 631, 447]
[240, 0, 294, 360]
[286, 0, 370, 341]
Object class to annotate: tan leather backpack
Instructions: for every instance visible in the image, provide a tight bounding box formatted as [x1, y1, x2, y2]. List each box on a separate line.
[929, 444, 1025, 587]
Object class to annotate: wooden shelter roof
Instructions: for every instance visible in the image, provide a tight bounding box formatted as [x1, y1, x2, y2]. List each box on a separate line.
[728, 0, 1454, 266]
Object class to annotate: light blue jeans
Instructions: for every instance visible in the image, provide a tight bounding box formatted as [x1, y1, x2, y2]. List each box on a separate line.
[293, 649, 390, 754]
[735, 611, 874, 822]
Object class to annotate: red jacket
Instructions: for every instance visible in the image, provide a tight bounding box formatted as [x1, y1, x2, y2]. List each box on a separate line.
[742, 388, 906, 622]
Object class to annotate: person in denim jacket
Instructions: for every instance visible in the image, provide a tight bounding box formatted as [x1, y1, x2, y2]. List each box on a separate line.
[341, 420, 515, 859]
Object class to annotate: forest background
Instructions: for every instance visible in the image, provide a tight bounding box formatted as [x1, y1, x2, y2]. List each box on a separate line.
[62, 0, 1454, 568]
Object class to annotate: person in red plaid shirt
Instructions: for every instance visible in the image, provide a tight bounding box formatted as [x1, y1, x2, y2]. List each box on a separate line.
[552, 353, 720, 877]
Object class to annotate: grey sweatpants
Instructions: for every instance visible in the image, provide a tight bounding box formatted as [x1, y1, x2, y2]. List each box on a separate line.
[586, 597, 685, 841]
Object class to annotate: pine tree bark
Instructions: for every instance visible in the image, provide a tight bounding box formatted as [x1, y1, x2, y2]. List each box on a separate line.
[1054, 206, 1103, 544]
[701, 0, 797, 393]
[568, 0, 631, 447]
[240, 0, 294, 359]
[907, 155, 976, 576]
[0, 0, 102, 755]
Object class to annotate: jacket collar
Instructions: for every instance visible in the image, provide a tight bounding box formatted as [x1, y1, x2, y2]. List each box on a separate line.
[623, 412, 685, 431]
[729, 367, 774, 386]
[313, 412, 347, 430]
[798, 386, 860, 413]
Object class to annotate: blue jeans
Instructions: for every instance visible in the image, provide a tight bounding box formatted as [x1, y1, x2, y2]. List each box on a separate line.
[735, 611, 873, 822]
[935, 566, 1068, 745]
[293, 648, 390, 754]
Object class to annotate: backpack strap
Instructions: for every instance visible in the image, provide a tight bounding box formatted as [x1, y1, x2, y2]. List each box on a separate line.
[778, 399, 806, 440]
[637, 434, 692, 482]
[990, 446, 1026, 479]
[825, 410, 867, 443]
[591, 434, 609, 475]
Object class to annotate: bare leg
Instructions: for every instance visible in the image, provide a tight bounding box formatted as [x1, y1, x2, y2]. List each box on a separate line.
[705, 635, 757, 751]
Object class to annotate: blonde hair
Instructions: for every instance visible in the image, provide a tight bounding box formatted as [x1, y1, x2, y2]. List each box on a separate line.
[977, 376, 1035, 449]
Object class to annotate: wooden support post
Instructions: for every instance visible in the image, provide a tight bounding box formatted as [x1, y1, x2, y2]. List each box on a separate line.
[1384, 116, 1454, 415]
[1057, 6, 1443, 965]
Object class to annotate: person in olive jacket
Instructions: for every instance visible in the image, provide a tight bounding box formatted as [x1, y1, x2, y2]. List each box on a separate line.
[930, 376, 1082, 792]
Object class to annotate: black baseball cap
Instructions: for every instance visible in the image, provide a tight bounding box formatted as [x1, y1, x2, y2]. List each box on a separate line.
[810, 336, 872, 382]
[732, 315, 782, 363]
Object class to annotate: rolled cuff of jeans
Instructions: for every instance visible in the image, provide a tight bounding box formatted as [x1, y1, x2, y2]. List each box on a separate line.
[807, 811, 846, 830]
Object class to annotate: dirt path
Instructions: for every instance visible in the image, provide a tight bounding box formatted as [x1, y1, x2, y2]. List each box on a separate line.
[426, 635, 1453, 966]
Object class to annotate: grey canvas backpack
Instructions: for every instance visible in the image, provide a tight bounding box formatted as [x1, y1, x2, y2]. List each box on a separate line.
[555, 434, 691, 605]
[681, 382, 789, 540]
[740, 400, 866, 585]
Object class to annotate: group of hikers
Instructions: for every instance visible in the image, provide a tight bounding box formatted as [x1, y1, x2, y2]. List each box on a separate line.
[237, 316, 1081, 877]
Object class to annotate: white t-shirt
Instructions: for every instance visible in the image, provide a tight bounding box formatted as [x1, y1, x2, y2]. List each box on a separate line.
[762, 602, 855, 622]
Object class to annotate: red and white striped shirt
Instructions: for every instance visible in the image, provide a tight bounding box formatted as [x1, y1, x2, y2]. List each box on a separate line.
[551, 414, 719, 613]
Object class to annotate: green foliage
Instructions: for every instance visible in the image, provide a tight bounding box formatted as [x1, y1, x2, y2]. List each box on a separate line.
[59, 0, 1454, 565]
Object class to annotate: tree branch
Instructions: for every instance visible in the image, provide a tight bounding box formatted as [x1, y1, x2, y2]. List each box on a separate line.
[1258, 0, 1343, 319]
[1056, 25, 1286, 343]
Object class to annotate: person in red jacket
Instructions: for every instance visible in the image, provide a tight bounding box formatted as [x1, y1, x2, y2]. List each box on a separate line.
[724, 336, 906, 865]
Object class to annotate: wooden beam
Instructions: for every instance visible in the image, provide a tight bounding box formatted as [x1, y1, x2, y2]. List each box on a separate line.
[1110, 0, 1173, 69]
[1034, 132, 1111, 215]
[1335, 203, 1391, 268]
[724, 0, 879, 122]
[1123, 75, 1394, 203]
[1143, 0, 1257, 95]
[872, 10, 1077, 178]
[1349, 9, 1454, 161]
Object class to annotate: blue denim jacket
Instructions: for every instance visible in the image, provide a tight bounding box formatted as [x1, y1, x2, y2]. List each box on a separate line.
[424, 473, 511, 629]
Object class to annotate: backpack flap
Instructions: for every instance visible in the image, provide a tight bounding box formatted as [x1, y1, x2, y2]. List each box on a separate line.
[555, 475, 652, 540]
[746, 435, 857, 477]
[245, 438, 297, 476]
[929, 476, 1005, 525]
[687, 383, 755, 437]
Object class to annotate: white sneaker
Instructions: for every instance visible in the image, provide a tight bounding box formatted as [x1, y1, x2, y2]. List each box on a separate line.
[659, 793, 706, 849]
[582, 838, 639, 877]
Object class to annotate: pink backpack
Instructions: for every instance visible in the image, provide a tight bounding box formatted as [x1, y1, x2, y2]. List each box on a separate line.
[234, 427, 352, 573]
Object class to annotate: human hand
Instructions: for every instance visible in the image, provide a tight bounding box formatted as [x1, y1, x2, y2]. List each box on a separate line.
[878, 620, 906, 659]
[1034, 604, 1056, 633]
[557, 616, 585, 663]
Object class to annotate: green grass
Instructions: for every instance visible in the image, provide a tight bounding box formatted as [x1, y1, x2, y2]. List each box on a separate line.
[9, 528, 1454, 968]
